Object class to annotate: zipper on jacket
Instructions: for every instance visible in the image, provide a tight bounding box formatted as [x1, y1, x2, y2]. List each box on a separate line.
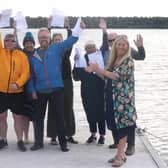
[7, 52, 13, 93]
[13, 60, 15, 72]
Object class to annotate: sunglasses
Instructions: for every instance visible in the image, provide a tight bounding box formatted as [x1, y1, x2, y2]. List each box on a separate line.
[5, 39, 16, 42]
[108, 39, 115, 42]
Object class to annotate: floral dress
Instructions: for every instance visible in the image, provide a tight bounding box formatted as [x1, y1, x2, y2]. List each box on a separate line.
[112, 56, 137, 129]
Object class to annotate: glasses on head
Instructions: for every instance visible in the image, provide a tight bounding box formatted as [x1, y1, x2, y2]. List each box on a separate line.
[5, 39, 16, 43]
[108, 39, 115, 43]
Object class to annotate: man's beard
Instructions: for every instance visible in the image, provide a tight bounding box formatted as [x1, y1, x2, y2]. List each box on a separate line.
[40, 40, 49, 50]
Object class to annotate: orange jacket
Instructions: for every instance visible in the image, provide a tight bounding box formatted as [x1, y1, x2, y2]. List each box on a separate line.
[0, 34, 30, 93]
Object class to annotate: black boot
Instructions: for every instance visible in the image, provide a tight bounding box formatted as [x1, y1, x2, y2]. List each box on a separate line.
[0, 139, 8, 149]
[125, 145, 135, 155]
[60, 143, 69, 152]
[17, 140, 27, 152]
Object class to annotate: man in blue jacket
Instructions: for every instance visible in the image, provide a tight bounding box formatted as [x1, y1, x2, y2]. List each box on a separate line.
[28, 19, 85, 152]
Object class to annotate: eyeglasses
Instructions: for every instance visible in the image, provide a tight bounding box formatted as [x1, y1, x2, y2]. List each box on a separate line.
[38, 36, 50, 39]
[5, 39, 16, 42]
[108, 39, 115, 42]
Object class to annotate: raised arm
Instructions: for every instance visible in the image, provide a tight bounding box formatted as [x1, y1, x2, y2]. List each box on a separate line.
[64, 17, 73, 57]
[47, 16, 52, 32]
[131, 34, 145, 60]
[58, 18, 85, 52]
[99, 18, 109, 54]
[12, 20, 22, 50]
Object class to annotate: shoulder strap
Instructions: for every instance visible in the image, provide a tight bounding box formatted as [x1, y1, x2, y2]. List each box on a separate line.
[84, 54, 89, 66]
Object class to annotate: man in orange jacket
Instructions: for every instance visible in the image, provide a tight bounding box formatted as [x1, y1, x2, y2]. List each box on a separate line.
[0, 33, 30, 152]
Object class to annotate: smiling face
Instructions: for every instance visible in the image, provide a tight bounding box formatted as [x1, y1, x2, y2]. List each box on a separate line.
[24, 41, 35, 52]
[115, 38, 129, 57]
[38, 29, 51, 49]
[4, 34, 17, 51]
[52, 34, 63, 43]
[107, 37, 130, 70]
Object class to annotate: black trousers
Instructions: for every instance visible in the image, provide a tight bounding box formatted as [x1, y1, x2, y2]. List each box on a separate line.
[89, 119, 106, 135]
[33, 90, 66, 146]
[47, 79, 76, 138]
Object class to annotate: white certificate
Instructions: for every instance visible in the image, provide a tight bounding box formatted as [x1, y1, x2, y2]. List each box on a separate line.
[72, 17, 82, 37]
[0, 9, 12, 28]
[88, 50, 104, 69]
[14, 11, 28, 31]
[74, 48, 87, 68]
[50, 9, 64, 27]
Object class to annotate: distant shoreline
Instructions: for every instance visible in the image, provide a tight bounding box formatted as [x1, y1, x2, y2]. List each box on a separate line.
[9, 16, 168, 29]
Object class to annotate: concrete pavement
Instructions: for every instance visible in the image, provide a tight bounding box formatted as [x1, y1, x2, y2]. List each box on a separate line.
[0, 116, 163, 168]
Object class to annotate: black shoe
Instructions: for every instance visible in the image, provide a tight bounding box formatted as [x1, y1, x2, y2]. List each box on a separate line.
[125, 145, 135, 156]
[97, 136, 105, 145]
[86, 135, 97, 144]
[30, 144, 43, 151]
[0, 139, 8, 149]
[60, 143, 69, 152]
[17, 140, 27, 152]
[108, 143, 118, 149]
[67, 137, 78, 144]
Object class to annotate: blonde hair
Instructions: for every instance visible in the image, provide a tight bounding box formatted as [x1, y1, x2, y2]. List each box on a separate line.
[106, 36, 130, 70]
[52, 33, 63, 42]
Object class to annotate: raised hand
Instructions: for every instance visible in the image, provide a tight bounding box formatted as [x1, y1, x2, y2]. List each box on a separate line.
[99, 18, 107, 32]
[86, 62, 99, 73]
[74, 54, 79, 61]
[99, 18, 107, 29]
[9, 83, 18, 91]
[48, 16, 52, 28]
[64, 16, 70, 28]
[12, 20, 17, 37]
[134, 34, 143, 47]
[80, 19, 86, 29]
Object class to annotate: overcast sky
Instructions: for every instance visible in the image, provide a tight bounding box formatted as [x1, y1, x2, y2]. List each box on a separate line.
[0, 0, 168, 17]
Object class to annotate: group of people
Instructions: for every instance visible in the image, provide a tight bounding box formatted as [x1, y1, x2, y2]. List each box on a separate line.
[73, 18, 145, 167]
[0, 17, 84, 152]
[0, 17, 145, 167]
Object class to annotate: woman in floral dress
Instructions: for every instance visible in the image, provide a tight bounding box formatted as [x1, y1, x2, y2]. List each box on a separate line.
[87, 36, 137, 167]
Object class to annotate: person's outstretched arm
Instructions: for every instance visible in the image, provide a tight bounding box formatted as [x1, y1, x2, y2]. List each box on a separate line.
[131, 34, 145, 60]
[99, 18, 109, 54]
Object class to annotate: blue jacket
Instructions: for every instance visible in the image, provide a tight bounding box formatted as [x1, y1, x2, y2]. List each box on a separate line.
[28, 35, 78, 94]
